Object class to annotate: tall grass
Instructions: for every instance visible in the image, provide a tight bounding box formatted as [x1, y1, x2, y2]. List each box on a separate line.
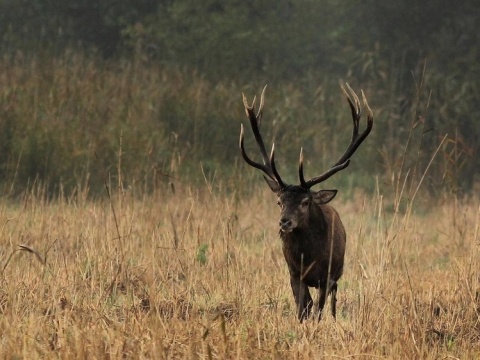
[0, 170, 478, 358]
[0, 50, 475, 201]
[0, 50, 395, 198]
[0, 51, 245, 196]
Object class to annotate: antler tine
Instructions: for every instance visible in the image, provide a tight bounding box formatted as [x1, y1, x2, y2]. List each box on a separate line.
[361, 89, 374, 127]
[342, 83, 360, 137]
[299, 148, 351, 189]
[333, 83, 373, 168]
[298, 146, 351, 188]
[299, 147, 306, 187]
[269, 143, 284, 186]
[242, 93, 268, 163]
[239, 122, 267, 172]
[239, 123, 259, 169]
[239, 88, 285, 188]
[242, 93, 256, 117]
[257, 85, 267, 122]
[240, 123, 277, 177]
[301, 84, 373, 189]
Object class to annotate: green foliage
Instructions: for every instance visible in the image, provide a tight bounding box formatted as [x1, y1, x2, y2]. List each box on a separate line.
[125, 0, 344, 80]
[0, 0, 157, 55]
[196, 243, 208, 265]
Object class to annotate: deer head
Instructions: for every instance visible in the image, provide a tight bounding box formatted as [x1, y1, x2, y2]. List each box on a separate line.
[239, 84, 373, 233]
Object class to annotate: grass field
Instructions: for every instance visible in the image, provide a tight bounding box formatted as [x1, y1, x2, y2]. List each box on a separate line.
[0, 175, 478, 359]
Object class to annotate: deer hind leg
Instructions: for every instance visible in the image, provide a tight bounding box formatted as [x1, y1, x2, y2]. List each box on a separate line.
[316, 279, 338, 320]
[290, 275, 313, 321]
[315, 286, 327, 320]
[330, 280, 338, 319]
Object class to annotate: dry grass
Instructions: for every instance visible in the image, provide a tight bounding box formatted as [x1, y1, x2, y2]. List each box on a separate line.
[0, 179, 479, 359]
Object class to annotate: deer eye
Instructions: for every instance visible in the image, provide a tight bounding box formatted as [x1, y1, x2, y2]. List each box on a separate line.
[300, 199, 310, 207]
[276, 199, 282, 207]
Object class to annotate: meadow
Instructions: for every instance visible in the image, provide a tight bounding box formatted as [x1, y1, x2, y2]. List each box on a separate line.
[0, 175, 478, 359]
[0, 53, 479, 358]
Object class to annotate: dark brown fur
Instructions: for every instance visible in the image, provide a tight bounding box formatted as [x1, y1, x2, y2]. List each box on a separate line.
[274, 185, 346, 321]
[239, 85, 372, 321]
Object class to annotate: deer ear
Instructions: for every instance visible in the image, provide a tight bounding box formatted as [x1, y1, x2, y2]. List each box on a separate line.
[312, 189, 337, 204]
[263, 175, 282, 193]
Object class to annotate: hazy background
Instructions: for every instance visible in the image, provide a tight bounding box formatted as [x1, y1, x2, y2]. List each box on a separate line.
[0, 0, 478, 197]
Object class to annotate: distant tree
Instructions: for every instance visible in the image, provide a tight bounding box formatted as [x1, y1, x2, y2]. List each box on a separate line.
[124, 0, 353, 81]
[0, 0, 158, 56]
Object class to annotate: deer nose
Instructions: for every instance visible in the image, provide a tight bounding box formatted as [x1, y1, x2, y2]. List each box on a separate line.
[279, 218, 293, 232]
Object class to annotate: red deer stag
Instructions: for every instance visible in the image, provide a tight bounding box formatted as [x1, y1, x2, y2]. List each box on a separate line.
[239, 84, 373, 321]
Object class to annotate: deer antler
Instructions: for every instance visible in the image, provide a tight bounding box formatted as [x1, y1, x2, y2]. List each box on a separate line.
[299, 83, 373, 189]
[239, 86, 286, 189]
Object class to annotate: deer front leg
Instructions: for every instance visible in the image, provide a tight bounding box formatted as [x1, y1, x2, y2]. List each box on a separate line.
[290, 275, 313, 321]
[316, 286, 327, 320]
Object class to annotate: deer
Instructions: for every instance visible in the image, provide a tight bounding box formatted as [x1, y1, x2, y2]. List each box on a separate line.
[239, 84, 373, 321]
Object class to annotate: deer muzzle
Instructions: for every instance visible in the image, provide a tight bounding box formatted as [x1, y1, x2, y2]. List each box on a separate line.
[279, 217, 297, 233]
